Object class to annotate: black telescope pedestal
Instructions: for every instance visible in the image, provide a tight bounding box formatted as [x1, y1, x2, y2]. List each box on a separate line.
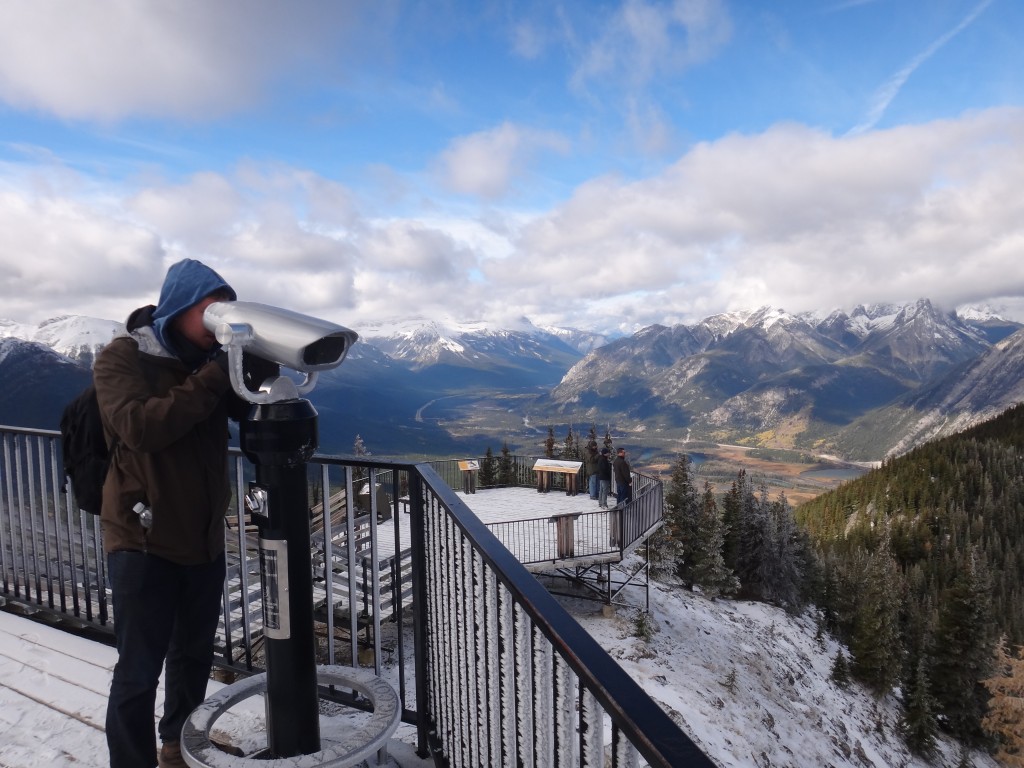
[241, 398, 321, 758]
[181, 395, 402, 767]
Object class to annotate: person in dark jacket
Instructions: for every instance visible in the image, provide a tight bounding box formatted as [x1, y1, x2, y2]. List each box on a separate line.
[596, 447, 613, 509]
[613, 446, 632, 507]
[584, 445, 599, 499]
[94, 258, 247, 768]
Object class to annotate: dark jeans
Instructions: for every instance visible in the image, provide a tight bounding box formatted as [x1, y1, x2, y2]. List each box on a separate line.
[106, 550, 225, 768]
[616, 482, 632, 507]
[588, 474, 599, 499]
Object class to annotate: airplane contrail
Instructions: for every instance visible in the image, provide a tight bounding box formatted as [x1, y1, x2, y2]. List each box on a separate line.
[847, 0, 994, 136]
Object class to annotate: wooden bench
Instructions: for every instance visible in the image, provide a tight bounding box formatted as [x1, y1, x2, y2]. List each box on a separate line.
[533, 459, 583, 496]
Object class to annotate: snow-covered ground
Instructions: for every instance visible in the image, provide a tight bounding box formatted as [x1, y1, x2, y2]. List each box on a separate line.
[0, 482, 1000, 767]
[0, 610, 427, 768]
[570, 573, 996, 768]
[2, 577, 998, 768]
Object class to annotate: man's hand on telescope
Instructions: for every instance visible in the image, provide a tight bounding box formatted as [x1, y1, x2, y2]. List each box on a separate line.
[242, 353, 281, 392]
[208, 348, 279, 393]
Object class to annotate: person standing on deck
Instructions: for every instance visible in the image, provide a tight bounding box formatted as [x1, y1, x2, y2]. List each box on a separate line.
[584, 444, 599, 500]
[613, 447, 632, 507]
[597, 447, 613, 509]
[94, 259, 266, 768]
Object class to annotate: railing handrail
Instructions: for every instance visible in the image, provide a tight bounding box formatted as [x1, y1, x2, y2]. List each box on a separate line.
[0, 425, 61, 437]
[411, 462, 708, 766]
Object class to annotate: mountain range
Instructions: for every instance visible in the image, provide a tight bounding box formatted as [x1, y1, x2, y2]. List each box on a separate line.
[546, 299, 1023, 460]
[2, 299, 1021, 461]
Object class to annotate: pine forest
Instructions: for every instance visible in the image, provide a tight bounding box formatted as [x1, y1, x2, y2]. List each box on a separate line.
[645, 404, 1024, 762]
[796, 403, 1024, 758]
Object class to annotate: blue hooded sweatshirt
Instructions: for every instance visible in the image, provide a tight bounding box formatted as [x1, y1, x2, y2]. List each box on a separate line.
[151, 259, 237, 353]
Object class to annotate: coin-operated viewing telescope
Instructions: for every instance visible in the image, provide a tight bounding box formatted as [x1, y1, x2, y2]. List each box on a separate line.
[203, 301, 358, 404]
[184, 303, 400, 765]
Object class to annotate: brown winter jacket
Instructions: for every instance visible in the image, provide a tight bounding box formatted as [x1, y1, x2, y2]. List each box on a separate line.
[93, 322, 239, 565]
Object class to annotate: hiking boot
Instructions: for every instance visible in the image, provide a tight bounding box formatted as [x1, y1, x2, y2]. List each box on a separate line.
[158, 741, 188, 768]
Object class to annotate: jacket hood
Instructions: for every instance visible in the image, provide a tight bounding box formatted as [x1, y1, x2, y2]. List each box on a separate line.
[151, 259, 236, 351]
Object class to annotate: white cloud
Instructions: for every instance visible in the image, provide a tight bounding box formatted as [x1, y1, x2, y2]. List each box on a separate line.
[2, 109, 1024, 334]
[360, 221, 474, 279]
[490, 108, 1024, 328]
[0, 189, 166, 321]
[571, 0, 732, 91]
[129, 173, 243, 242]
[0, 0, 361, 122]
[511, 21, 547, 60]
[433, 122, 571, 199]
[561, 0, 731, 159]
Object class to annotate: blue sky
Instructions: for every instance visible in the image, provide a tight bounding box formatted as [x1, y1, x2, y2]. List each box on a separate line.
[1, 0, 1023, 335]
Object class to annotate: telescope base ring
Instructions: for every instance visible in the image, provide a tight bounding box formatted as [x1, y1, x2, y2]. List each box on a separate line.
[181, 665, 401, 768]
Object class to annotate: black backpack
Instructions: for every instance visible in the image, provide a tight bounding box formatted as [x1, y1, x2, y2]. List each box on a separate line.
[60, 385, 113, 516]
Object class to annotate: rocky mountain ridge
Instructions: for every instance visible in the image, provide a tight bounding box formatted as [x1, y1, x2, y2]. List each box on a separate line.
[836, 328, 1024, 458]
[547, 299, 1021, 460]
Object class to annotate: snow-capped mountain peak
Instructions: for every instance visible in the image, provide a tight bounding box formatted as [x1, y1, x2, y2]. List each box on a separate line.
[0, 315, 122, 362]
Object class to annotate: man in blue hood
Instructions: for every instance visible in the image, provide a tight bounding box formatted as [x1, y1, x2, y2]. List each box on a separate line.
[151, 257, 237, 361]
[94, 258, 248, 768]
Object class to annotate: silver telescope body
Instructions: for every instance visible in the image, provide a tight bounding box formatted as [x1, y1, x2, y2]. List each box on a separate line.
[203, 301, 358, 403]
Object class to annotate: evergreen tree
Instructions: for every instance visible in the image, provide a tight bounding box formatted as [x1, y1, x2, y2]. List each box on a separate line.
[733, 481, 811, 614]
[544, 427, 556, 458]
[497, 441, 515, 487]
[603, 429, 614, 454]
[795, 404, 1024, 757]
[352, 434, 369, 482]
[816, 554, 843, 636]
[586, 425, 599, 453]
[797, 404, 1024, 649]
[850, 541, 903, 696]
[981, 636, 1024, 766]
[901, 586, 940, 751]
[735, 480, 770, 600]
[763, 494, 804, 610]
[901, 658, 939, 757]
[689, 481, 738, 598]
[831, 651, 851, 688]
[721, 470, 746, 573]
[563, 426, 578, 459]
[352, 434, 371, 509]
[658, 454, 700, 584]
[929, 547, 995, 744]
[479, 446, 497, 488]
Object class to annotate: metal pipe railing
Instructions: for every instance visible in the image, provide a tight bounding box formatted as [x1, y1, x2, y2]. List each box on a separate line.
[484, 479, 663, 566]
[0, 424, 712, 767]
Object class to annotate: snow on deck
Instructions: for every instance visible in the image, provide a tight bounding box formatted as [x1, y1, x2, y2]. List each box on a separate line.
[374, 485, 622, 569]
[0, 489, 615, 768]
[0, 610, 428, 767]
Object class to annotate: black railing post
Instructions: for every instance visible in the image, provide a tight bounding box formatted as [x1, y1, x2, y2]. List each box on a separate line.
[407, 470, 432, 758]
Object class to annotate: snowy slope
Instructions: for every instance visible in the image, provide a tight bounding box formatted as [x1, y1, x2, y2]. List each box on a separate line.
[0, 315, 121, 360]
[0, 560, 999, 768]
[570, 566, 996, 768]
